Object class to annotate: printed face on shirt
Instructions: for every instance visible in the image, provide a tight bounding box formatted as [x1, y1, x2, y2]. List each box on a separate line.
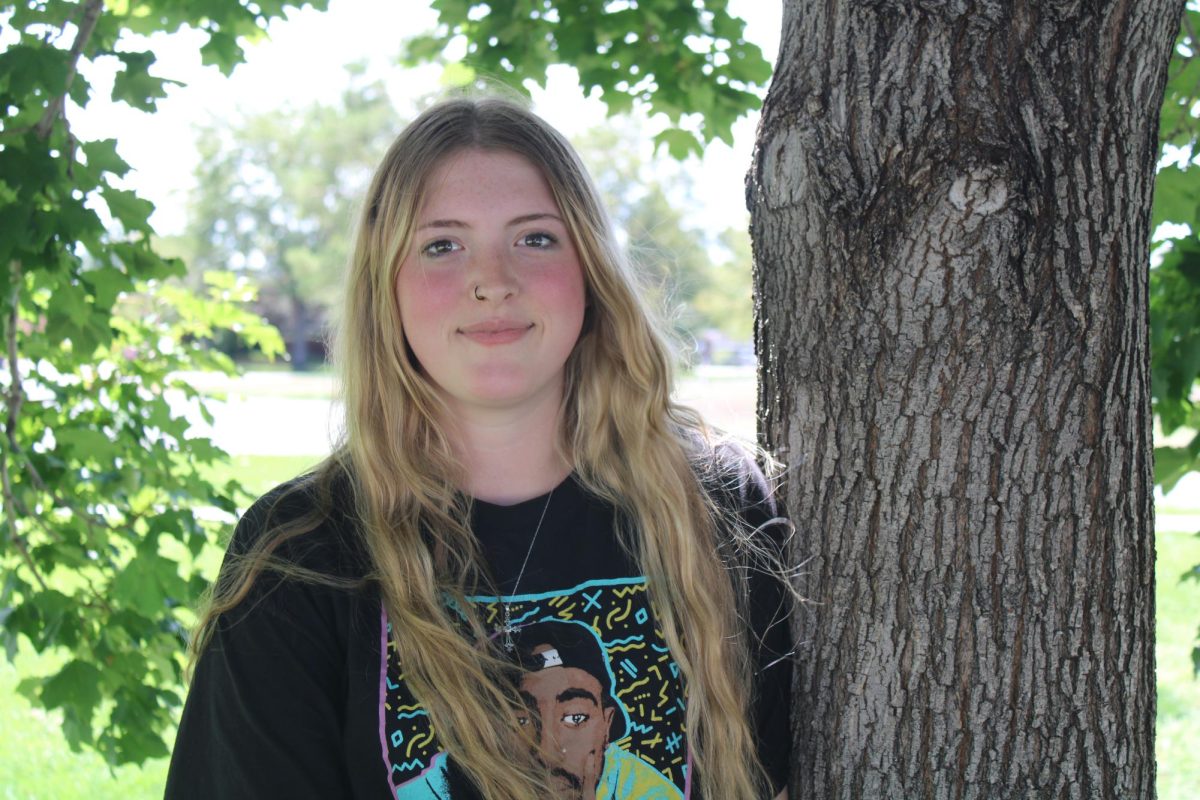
[517, 644, 616, 799]
[394, 149, 587, 419]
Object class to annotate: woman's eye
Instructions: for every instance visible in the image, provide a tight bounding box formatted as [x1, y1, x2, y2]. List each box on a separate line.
[519, 232, 556, 248]
[562, 713, 589, 727]
[421, 239, 460, 257]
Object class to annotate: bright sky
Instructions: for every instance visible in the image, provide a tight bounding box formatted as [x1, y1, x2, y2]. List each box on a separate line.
[69, 0, 781, 236]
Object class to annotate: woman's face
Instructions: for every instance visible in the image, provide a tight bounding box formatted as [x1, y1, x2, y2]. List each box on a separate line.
[395, 149, 587, 418]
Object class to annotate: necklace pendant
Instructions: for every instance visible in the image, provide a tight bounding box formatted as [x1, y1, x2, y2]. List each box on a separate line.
[501, 604, 514, 652]
[497, 488, 553, 655]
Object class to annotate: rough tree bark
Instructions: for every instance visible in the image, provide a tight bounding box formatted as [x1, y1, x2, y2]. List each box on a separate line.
[749, 1, 1182, 798]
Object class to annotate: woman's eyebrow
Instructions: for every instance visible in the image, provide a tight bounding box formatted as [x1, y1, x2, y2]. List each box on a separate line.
[417, 218, 468, 231]
[416, 212, 564, 231]
[507, 212, 564, 227]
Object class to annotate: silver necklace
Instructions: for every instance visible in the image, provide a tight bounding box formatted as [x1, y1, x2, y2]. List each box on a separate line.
[498, 488, 554, 652]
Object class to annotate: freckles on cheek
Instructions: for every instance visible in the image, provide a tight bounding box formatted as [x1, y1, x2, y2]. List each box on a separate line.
[539, 266, 587, 312]
[397, 267, 460, 331]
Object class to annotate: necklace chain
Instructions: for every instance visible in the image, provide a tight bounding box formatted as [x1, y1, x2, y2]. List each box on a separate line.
[499, 488, 554, 652]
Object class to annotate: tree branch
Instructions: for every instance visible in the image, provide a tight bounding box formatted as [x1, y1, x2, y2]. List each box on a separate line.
[4, 263, 23, 427]
[0, 452, 50, 594]
[33, 0, 105, 141]
[3, 265, 118, 610]
[1, 262, 48, 593]
[1, 263, 143, 575]
[1, 457, 116, 615]
[0, 452, 49, 594]
[3, 263, 102, 544]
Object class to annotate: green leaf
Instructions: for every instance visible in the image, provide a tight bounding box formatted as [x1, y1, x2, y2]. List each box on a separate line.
[56, 426, 119, 463]
[80, 139, 131, 180]
[81, 265, 135, 307]
[711, 9, 747, 41]
[0, 202, 34, 265]
[440, 60, 476, 87]
[0, 135, 62, 199]
[101, 187, 155, 234]
[41, 660, 103, 716]
[402, 33, 448, 64]
[0, 44, 70, 99]
[724, 42, 772, 85]
[199, 31, 246, 75]
[605, 88, 636, 116]
[111, 51, 182, 112]
[1155, 445, 1198, 493]
[110, 556, 172, 615]
[653, 127, 703, 160]
[686, 81, 716, 120]
[1153, 163, 1200, 232]
[112, 241, 185, 280]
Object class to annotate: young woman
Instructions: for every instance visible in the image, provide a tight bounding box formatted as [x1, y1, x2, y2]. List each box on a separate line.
[165, 97, 794, 800]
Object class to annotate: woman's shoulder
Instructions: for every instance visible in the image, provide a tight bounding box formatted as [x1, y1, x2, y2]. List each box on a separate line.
[690, 436, 785, 522]
[228, 464, 366, 578]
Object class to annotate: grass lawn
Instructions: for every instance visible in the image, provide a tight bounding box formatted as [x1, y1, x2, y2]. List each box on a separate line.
[1155, 512, 1200, 799]
[0, 454, 318, 799]
[2, 450, 1199, 796]
[0, 649, 172, 798]
[202, 453, 324, 497]
[175, 369, 335, 400]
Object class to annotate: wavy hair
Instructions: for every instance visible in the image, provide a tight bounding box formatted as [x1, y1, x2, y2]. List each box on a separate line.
[192, 96, 782, 799]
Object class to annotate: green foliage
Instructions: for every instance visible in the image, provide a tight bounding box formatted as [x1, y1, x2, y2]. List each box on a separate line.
[1151, 2, 1200, 677]
[403, 0, 771, 157]
[1147, 6, 1200, 489]
[692, 228, 754, 343]
[1154, 5, 1200, 458]
[179, 74, 401, 367]
[572, 122, 752, 349]
[1152, 238, 1200, 476]
[0, 0, 316, 766]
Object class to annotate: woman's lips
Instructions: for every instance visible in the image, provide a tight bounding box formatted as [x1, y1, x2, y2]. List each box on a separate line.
[458, 321, 534, 345]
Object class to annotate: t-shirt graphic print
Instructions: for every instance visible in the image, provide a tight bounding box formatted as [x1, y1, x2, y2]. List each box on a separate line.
[383, 577, 687, 800]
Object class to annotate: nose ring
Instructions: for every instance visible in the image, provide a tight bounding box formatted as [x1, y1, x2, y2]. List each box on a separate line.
[473, 284, 485, 301]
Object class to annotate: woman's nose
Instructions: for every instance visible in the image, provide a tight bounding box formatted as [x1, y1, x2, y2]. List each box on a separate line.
[470, 248, 518, 302]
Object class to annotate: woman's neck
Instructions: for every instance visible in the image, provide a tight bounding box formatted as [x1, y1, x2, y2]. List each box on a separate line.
[444, 396, 572, 506]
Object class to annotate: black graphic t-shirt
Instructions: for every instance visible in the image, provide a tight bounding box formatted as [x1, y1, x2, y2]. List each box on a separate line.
[166, 469, 792, 799]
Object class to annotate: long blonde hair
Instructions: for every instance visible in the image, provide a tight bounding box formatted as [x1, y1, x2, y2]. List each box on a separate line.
[194, 96, 781, 799]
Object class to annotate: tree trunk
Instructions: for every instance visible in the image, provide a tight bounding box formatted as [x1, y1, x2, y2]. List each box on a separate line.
[749, 2, 1182, 797]
[288, 292, 312, 370]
